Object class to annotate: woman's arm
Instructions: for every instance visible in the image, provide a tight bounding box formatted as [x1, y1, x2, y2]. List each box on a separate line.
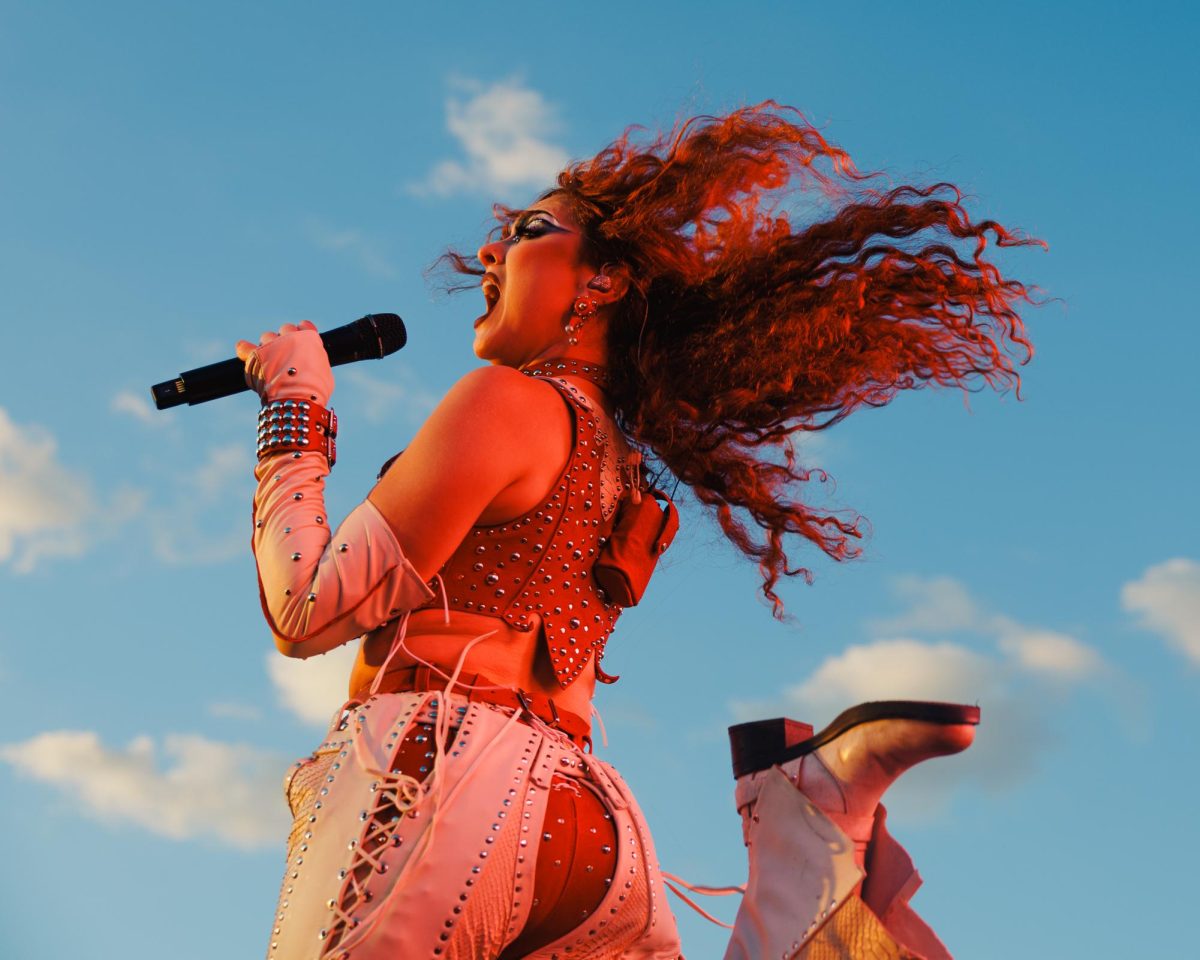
[239, 323, 569, 659]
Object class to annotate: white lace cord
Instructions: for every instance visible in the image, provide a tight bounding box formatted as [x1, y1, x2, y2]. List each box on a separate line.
[590, 701, 610, 750]
[423, 627, 515, 818]
[325, 689, 431, 954]
[330, 626, 521, 953]
[660, 871, 745, 930]
[365, 606, 414, 700]
[395, 629, 513, 696]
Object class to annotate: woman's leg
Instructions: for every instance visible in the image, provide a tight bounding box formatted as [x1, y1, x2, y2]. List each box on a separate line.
[270, 694, 547, 959]
[725, 704, 978, 960]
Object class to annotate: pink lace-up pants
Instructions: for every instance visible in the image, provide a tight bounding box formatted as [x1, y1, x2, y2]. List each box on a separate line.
[269, 691, 683, 959]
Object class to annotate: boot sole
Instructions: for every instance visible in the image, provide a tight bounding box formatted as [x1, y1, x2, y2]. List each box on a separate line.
[728, 700, 981, 780]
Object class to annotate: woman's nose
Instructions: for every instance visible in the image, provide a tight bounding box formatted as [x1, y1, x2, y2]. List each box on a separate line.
[477, 237, 506, 267]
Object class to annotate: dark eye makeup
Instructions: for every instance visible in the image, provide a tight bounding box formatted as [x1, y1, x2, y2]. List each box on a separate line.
[503, 210, 566, 242]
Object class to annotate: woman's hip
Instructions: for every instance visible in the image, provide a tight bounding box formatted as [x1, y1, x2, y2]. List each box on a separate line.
[270, 691, 681, 960]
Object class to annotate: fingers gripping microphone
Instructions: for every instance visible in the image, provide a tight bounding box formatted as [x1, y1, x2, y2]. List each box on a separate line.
[150, 313, 407, 409]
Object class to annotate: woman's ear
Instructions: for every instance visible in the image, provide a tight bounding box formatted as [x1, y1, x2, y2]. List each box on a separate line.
[586, 262, 632, 307]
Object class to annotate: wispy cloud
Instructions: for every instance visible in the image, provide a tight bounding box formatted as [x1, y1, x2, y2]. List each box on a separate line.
[1, 730, 289, 849]
[0, 408, 142, 573]
[343, 367, 440, 427]
[266, 643, 360, 728]
[409, 77, 570, 200]
[207, 702, 263, 722]
[111, 390, 173, 427]
[868, 573, 1105, 682]
[305, 221, 398, 278]
[147, 442, 252, 566]
[867, 574, 982, 636]
[1121, 557, 1200, 665]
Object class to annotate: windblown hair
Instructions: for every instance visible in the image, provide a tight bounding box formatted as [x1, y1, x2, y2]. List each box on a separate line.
[446, 102, 1042, 616]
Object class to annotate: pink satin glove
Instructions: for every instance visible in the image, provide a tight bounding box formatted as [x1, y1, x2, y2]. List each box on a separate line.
[235, 320, 335, 406]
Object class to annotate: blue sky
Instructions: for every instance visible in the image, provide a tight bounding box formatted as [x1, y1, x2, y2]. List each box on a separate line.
[1, 2, 1197, 957]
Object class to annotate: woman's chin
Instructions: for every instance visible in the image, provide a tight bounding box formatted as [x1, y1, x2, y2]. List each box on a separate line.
[472, 328, 498, 361]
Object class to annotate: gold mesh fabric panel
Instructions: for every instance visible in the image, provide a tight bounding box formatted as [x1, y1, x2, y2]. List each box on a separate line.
[285, 748, 339, 862]
[563, 816, 656, 960]
[445, 777, 526, 957]
[796, 895, 922, 960]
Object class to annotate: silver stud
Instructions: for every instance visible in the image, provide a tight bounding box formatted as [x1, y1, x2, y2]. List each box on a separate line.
[291, 552, 302, 561]
[338, 543, 348, 552]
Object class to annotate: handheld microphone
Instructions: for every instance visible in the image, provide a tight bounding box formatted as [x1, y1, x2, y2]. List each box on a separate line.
[150, 313, 407, 410]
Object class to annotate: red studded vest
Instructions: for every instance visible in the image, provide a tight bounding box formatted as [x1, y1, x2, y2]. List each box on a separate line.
[408, 360, 627, 688]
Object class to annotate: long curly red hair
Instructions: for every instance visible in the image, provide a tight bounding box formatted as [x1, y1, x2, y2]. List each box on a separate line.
[447, 102, 1043, 616]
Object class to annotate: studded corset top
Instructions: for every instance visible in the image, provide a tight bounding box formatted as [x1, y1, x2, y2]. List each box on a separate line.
[405, 360, 627, 688]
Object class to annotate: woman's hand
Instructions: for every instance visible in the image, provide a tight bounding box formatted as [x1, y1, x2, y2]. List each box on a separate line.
[236, 319, 334, 406]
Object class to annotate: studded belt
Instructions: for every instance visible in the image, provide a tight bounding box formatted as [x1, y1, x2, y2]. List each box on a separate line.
[351, 664, 592, 748]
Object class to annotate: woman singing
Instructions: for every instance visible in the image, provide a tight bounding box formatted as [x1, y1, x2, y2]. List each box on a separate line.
[236, 103, 1038, 959]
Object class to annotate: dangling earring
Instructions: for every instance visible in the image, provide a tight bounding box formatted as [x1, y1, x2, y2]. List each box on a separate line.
[565, 293, 598, 346]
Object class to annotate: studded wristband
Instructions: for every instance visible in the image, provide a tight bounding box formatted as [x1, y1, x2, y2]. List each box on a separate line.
[256, 398, 338, 467]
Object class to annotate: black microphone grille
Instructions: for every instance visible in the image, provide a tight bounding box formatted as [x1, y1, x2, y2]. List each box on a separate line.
[361, 313, 407, 357]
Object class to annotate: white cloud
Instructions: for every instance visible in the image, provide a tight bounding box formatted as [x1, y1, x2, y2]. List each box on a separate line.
[731, 575, 1108, 818]
[343, 367, 440, 427]
[207, 702, 263, 722]
[111, 390, 173, 427]
[305, 221, 397, 278]
[0, 408, 142, 573]
[869, 574, 1104, 683]
[765, 638, 1002, 711]
[994, 619, 1104, 680]
[1, 730, 289, 849]
[1122, 557, 1200, 665]
[266, 643, 360, 728]
[409, 77, 570, 200]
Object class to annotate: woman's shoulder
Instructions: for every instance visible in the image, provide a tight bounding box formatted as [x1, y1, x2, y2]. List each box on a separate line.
[418, 365, 574, 454]
[438, 364, 585, 425]
[444, 364, 564, 406]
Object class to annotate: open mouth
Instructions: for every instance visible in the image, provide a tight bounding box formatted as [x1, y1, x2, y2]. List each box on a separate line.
[476, 277, 501, 326]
